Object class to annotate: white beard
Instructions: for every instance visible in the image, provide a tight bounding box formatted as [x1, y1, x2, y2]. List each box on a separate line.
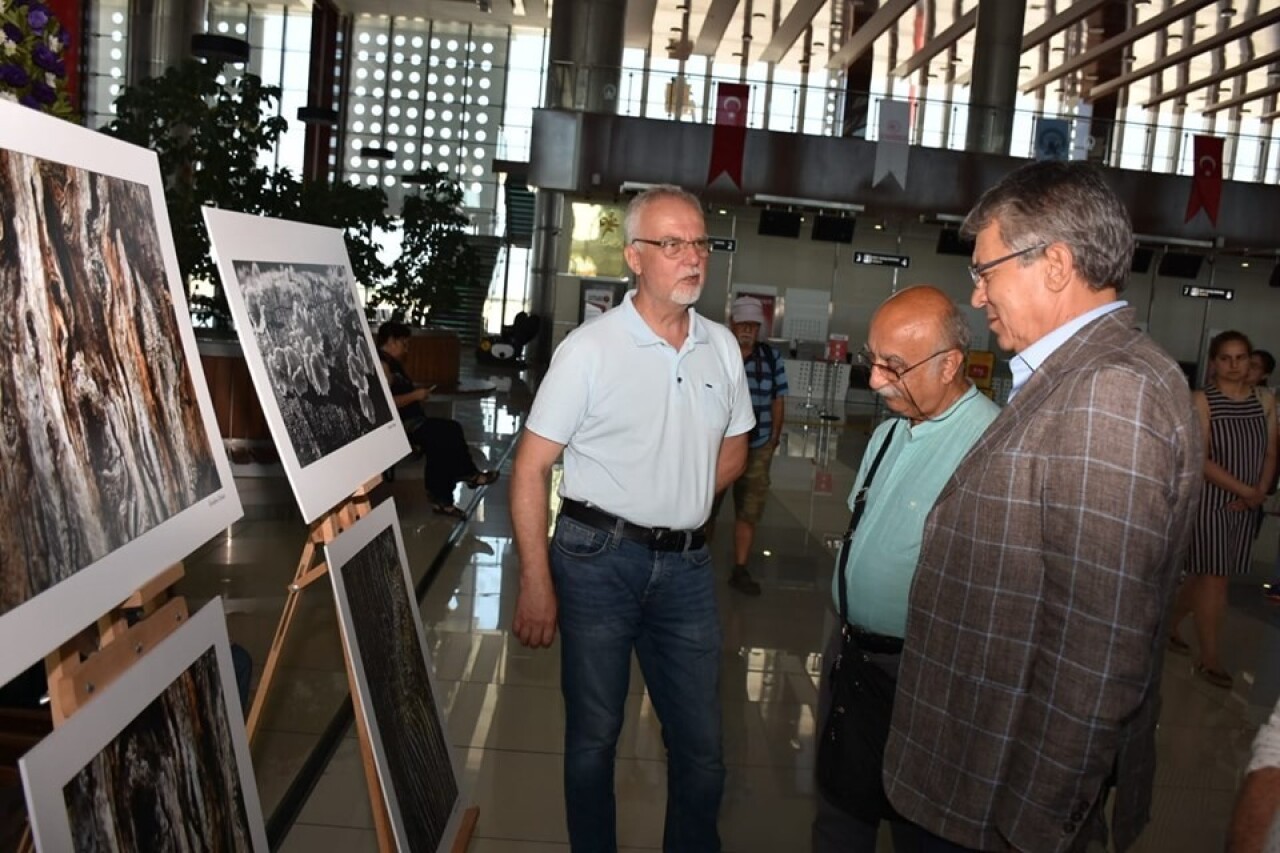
[671, 282, 703, 305]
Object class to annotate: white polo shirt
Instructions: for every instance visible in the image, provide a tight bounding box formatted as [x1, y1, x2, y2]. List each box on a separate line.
[526, 291, 754, 530]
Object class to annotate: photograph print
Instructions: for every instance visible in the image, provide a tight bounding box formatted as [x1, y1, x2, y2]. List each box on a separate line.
[0, 102, 241, 687]
[20, 598, 268, 852]
[326, 499, 461, 853]
[203, 208, 409, 523]
[230, 259, 392, 466]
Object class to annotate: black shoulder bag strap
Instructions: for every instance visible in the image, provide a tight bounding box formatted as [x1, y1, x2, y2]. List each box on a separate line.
[836, 421, 899, 625]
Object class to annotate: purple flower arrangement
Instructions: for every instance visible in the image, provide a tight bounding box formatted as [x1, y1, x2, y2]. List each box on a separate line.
[0, 0, 74, 118]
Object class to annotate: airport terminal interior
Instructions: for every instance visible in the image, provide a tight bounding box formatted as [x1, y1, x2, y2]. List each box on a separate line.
[5, 0, 1280, 850]
[197, 380, 1280, 853]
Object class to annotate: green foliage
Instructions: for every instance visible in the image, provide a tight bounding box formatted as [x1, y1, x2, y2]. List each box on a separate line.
[371, 168, 479, 326]
[103, 60, 392, 327]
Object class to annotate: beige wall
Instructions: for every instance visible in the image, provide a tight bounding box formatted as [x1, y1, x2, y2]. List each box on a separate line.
[551, 201, 1280, 372]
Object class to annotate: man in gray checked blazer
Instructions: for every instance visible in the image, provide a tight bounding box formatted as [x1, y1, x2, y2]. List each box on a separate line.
[883, 161, 1203, 853]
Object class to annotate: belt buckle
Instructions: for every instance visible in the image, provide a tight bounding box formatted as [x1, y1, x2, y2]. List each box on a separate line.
[649, 526, 674, 549]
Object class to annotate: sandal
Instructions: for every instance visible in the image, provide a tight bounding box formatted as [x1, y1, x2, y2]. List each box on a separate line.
[1194, 664, 1233, 689]
[1167, 635, 1191, 656]
[431, 503, 467, 519]
[465, 470, 500, 488]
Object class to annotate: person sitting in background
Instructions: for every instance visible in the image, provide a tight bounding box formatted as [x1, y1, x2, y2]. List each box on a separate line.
[376, 321, 499, 518]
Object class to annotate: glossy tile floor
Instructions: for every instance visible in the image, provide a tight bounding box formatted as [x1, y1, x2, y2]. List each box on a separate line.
[179, 374, 1280, 853]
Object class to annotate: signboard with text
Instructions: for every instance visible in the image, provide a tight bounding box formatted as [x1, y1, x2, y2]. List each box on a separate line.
[1182, 285, 1234, 301]
[853, 251, 910, 268]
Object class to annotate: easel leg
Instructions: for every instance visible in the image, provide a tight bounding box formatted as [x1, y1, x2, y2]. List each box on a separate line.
[245, 546, 312, 742]
[343, 651, 397, 852]
[451, 806, 480, 852]
[245, 488, 377, 743]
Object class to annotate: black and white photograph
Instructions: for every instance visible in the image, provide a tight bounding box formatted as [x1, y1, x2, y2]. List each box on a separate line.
[203, 208, 409, 523]
[326, 500, 462, 853]
[231, 260, 393, 466]
[0, 103, 242, 687]
[20, 599, 268, 852]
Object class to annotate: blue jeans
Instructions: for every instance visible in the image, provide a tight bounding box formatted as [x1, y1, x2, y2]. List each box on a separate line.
[551, 516, 725, 853]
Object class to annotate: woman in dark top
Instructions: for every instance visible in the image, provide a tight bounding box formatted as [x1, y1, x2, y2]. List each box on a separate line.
[376, 322, 498, 518]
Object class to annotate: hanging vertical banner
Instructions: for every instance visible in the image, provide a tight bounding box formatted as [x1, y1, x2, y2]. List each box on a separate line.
[1186, 134, 1224, 226]
[873, 99, 910, 189]
[706, 82, 749, 190]
[41, 0, 82, 111]
[1034, 118, 1071, 161]
[1071, 104, 1092, 161]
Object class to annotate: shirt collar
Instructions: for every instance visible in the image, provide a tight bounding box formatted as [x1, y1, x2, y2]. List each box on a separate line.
[904, 384, 982, 438]
[1009, 300, 1127, 399]
[621, 289, 708, 348]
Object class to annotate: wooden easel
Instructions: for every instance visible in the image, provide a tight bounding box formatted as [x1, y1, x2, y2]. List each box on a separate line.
[14, 564, 191, 853]
[243, 476, 478, 853]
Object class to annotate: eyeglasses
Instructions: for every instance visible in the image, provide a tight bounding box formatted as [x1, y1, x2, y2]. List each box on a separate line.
[968, 243, 1047, 285]
[856, 347, 954, 382]
[630, 237, 713, 259]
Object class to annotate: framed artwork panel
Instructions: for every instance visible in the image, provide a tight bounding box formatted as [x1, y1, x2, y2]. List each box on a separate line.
[202, 208, 409, 523]
[0, 102, 242, 687]
[20, 598, 268, 852]
[325, 499, 463, 853]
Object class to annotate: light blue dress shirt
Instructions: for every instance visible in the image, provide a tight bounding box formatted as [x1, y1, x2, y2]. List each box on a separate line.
[833, 385, 1000, 637]
[1008, 300, 1128, 401]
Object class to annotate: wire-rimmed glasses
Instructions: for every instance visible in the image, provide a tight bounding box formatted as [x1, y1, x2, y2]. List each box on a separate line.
[630, 237, 713, 259]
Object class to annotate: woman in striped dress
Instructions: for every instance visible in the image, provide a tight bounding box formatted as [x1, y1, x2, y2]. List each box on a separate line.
[1171, 331, 1278, 689]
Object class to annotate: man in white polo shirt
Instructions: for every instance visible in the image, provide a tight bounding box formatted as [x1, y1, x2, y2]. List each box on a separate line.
[509, 185, 754, 852]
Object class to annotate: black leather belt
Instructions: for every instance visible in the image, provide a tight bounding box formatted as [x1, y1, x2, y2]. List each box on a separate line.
[841, 622, 904, 655]
[559, 499, 706, 552]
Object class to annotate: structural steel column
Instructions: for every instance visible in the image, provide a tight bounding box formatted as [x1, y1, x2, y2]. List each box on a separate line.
[964, 0, 1025, 155]
[530, 0, 627, 365]
[127, 0, 205, 82]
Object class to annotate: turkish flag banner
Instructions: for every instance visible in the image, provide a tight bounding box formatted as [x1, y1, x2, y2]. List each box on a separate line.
[46, 0, 82, 111]
[706, 83, 749, 190]
[1186, 134, 1224, 226]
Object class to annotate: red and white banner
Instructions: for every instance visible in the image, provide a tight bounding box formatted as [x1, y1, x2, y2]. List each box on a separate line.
[1185, 134, 1224, 226]
[706, 82, 749, 190]
[873, 99, 910, 189]
[46, 0, 82, 111]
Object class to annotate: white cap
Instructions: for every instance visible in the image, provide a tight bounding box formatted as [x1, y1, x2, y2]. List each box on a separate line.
[730, 296, 765, 326]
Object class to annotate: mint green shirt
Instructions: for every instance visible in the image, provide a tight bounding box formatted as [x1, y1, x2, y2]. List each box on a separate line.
[833, 385, 1000, 637]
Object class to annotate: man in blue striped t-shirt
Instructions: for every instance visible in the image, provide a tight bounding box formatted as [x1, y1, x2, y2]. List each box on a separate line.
[710, 296, 789, 595]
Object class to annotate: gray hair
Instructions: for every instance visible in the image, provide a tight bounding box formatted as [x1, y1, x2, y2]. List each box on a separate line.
[961, 161, 1133, 293]
[940, 301, 972, 352]
[623, 184, 704, 243]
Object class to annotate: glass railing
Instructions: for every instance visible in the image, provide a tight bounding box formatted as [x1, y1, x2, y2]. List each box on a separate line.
[523, 60, 1280, 186]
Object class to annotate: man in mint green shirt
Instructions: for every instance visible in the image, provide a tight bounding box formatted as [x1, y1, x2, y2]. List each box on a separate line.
[813, 286, 999, 853]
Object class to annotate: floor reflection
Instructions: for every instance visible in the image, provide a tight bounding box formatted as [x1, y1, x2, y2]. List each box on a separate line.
[177, 371, 1280, 853]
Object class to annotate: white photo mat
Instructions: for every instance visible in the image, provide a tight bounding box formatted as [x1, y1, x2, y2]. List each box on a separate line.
[0, 102, 242, 687]
[202, 208, 410, 523]
[325, 498, 464, 853]
[19, 598, 268, 852]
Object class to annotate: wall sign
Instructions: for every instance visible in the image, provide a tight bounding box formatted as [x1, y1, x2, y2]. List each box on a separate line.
[1182, 285, 1234, 301]
[853, 251, 910, 268]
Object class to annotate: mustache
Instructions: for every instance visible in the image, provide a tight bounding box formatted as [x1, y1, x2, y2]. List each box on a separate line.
[875, 386, 901, 400]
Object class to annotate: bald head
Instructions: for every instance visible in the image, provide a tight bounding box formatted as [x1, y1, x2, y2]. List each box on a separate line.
[871, 286, 971, 352]
[866, 285, 972, 424]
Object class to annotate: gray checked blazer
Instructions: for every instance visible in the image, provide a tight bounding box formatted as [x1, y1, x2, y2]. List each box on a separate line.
[883, 307, 1203, 853]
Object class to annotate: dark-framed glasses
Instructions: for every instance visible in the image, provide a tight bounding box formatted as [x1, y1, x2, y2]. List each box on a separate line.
[968, 242, 1047, 285]
[856, 347, 954, 382]
[630, 237, 713, 259]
